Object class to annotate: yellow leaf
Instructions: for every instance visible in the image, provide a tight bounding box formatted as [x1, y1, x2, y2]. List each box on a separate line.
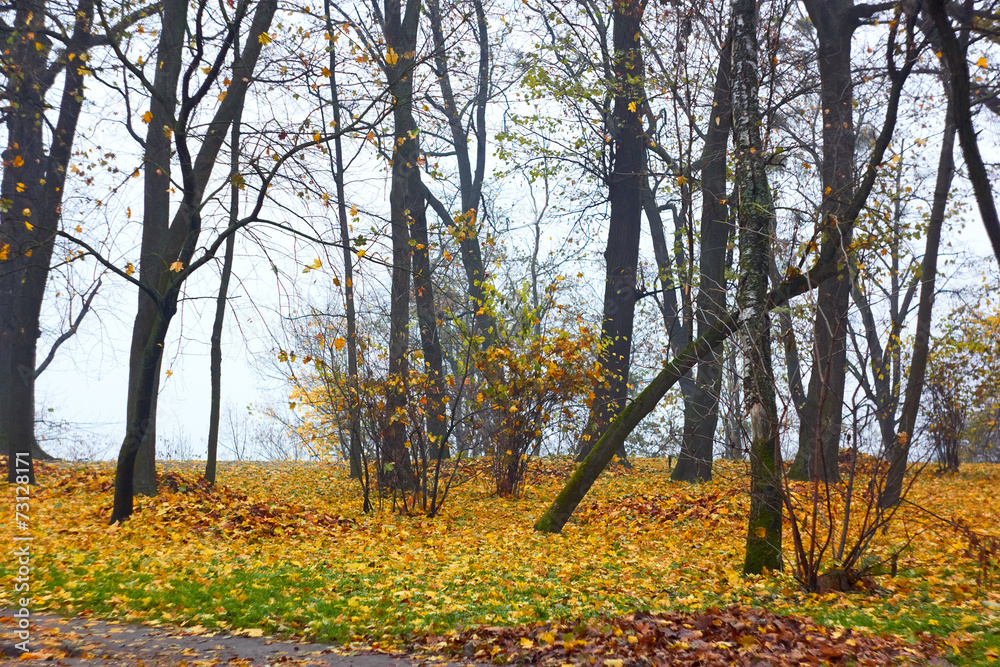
[142, 111, 153, 123]
[13, 156, 24, 167]
[350, 204, 358, 217]
[977, 57, 988, 68]
[258, 32, 273, 45]
[334, 337, 346, 351]
[22, 208, 31, 218]
[519, 638, 533, 649]
[75, 225, 82, 233]
[165, 369, 173, 377]
[0, 244, 8, 261]
[25, 222, 33, 231]
[321, 66, 331, 77]
[218, 91, 227, 101]
[676, 175, 687, 186]
[627, 100, 637, 112]
[126, 262, 135, 276]
[386, 47, 399, 65]
[170, 261, 184, 272]
[16, 182, 25, 192]
[245, 628, 264, 637]
[356, 248, 366, 258]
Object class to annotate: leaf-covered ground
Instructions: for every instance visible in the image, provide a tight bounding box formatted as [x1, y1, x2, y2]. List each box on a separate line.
[4, 458, 1000, 664]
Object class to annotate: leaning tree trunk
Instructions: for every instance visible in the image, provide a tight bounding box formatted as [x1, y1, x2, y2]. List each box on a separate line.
[673, 33, 733, 482]
[533, 11, 914, 535]
[576, 0, 646, 464]
[731, 0, 781, 575]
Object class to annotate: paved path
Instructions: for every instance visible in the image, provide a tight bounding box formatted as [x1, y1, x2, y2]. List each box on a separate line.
[1, 610, 459, 666]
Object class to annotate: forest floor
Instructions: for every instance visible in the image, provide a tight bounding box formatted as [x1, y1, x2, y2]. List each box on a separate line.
[2, 457, 998, 665]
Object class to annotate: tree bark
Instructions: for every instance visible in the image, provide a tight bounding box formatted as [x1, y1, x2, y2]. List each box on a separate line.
[1, 0, 93, 483]
[378, 0, 424, 490]
[673, 33, 733, 483]
[576, 0, 647, 463]
[789, 0, 859, 483]
[731, 0, 782, 574]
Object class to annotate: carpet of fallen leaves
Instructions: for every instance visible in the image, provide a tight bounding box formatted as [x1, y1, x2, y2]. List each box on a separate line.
[4, 457, 1000, 665]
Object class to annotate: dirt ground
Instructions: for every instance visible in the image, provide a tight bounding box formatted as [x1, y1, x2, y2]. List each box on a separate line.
[1, 609, 463, 666]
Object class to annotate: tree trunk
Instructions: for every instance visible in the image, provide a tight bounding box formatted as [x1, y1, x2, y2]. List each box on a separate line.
[1, 0, 93, 483]
[112, 0, 278, 521]
[379, 0, 424, 490]
[206, 33, 244, 486]
[324, 0, 364, 480]
[926, 0, 1000, 266]
[673, 33, 733, 483]
[880, 104, 955, 507]
[534, 12, 914, 534]
[577, 0, 646, 464]
[731, 0, 781, 575]
[789, 0, 859, 484]
[122, 0, 189, 498]
[411, 209, 449, 458]
[425, 0, 496, 345]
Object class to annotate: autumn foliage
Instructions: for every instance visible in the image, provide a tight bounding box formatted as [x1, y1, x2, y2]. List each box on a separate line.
[7, 457, 1000, 664]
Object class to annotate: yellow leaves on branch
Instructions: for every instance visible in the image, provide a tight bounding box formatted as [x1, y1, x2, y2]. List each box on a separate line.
[258, 32, 273, 45]
[385, 47, 399, 65]
[169, 261, 184, 272]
